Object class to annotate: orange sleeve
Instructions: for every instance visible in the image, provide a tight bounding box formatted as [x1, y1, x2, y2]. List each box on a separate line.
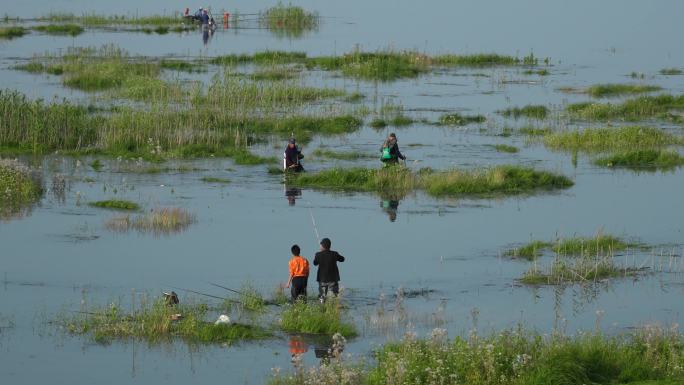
[289, 258, 296, 276]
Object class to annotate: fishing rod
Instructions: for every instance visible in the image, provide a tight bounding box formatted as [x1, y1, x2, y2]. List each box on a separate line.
[167, 285, 235, 301]
[209, 282, 283, 307]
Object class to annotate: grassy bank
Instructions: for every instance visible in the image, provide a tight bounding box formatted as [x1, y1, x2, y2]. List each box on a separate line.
[594, 149, 684, 170]
[0, 159, 42, 218]
[289, 165, 573, 199]
[62, 299, 270, 344]
[271, 327, 684, 385]
[566, 94, 684, 121]
[542, 126, 682, 153]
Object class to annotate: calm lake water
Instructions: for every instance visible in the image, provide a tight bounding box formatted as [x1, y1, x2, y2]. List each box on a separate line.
[2, 1, 684, 384]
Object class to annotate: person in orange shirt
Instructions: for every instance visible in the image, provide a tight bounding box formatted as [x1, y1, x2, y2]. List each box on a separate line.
[286, 244, 309, 302]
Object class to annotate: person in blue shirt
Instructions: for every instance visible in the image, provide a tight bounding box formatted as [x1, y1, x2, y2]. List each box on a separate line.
[200, 9, 210, 25]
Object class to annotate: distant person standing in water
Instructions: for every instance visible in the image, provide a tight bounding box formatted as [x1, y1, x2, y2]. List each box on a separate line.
[380, 133, 405, 165]
[283, 137, 304, 172]
[313, 238, 345, 302]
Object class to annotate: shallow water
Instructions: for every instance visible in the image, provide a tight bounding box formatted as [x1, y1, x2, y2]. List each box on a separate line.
[2, 1, 684, 384]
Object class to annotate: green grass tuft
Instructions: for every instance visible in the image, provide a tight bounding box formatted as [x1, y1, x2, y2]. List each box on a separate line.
[260, 4, 319, 38]
[660, 68, 683, 75]
[0, 26, 27, 38]
[553, 234, 631, 257]
[585, 84, 662, 98]
[542, 126, 682, 153]
[33, 24, 84, 36]
[200, 176, 231, 184]
[438, 113, 486, 126]
[493, 144, 519, 153]
[594, 149, 684, 170]
[566, 94, 684, 121]
[89, 199, 140, 211]
[507, 240, 552, 260]
[499, 105, 548, 119]
[0, 159, 42, 218]
[280, 299, 357, 337]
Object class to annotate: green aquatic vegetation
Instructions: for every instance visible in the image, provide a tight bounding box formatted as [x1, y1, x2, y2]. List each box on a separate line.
[238, 282, 266, 312]
[154, 26, 169, 34]
[280, 299, 357, 337]
[271, 327, 684, 385]
[291, 165, 572, 199]
[0, 159, 42, 217]
[260, 4, 319, 38]
[105, 207, 196, 235]
[421, 166, 573, 197]
[438, 112, 486, 126]
[520, 254, 631, 285]
[13, 61, 45, 73]
[62, 299, 271, 344]
[33, 24, 84, 36]
[0, 26, 27, 38]
[40, 13, 185, 27]
[594, 149, 684, 170]
[160, 59, 205, 73]
[432, 53, 526, 66]
[566, 94, 684, 121]
[553, 234, 631, 257]
[312, 149, 372, 160]
[210, 51, 307, 66]
[507, 240, 552, 260]
[585, 83, 662, 98]
[542, 126, 682, 153]
[88, 200, 140, 211]
[499, 105, 548, 119]
[522, 68, 549, 76]
[493, 144, 519, 153]
[200, 176, 231, 184]
[519, 126, 552, 136]
[660, 68, 683, 75]
[251, 66, 300, 81]
[370, 118, 387, 128]
[307, 51, 431, 81]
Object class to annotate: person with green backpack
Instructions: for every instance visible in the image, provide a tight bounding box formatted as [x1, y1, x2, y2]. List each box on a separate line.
[380, 133, 406, 165]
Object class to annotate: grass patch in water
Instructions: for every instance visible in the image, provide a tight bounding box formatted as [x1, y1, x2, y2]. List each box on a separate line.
[251, 66, 299, 81]
[519, 126, 552, 136]
[594, 149, 684, 170]
[438, 113, 486, 126]
[201, 176, 231, 184]
[307, 51, 431, 81]
[13, 61, 45, 73]
[280, 299, 357, 337]
[62, 299, 271, 344]
[89, 199, 139, 211]
[260, 4, 319, 38]
[493, 144, 519, 153]
[33, 24, 84, 36]
[0, 26, 27, 38]
[160, 59, 204, 72]
[432, 52, 534, 66]
[290, 165, 572, 199]
[0, 159, 42, 218]
[40, 13, 185, 27]
[660, 68, 683, 75]
[271, 326, 684, 385]
[499, 105, 548, 119]
[553, 233, 631, 257]
[105, 207, 196, 235]
[542, 126, 682, 153]
[520, 255, 635, 285]
[522, 68, 549, 76]
[585, 83, 661, 98]
[507, 240, 552, 260]
[312, 149, 371, 160]
[566, 94, 684, 121]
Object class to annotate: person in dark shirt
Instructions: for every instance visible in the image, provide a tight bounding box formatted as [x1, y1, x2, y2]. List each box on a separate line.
[313, 237, 345, 302]
[380, 133, 405, 165]
[283, 137, 304, 172]
[200, 9, 210, 25]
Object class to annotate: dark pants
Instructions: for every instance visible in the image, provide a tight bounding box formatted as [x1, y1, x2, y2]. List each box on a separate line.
[318, 281, 339, 301]
[291, 276, 308, 302]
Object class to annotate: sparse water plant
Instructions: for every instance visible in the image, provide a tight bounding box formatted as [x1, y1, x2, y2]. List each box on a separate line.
[33, 24, 84, 36]
[88, 200, 140, 211]
[201, 176, 231, 184]
[594, 149, 684, 170]
[105, 207, 196, 235]
[280, 298, 357, 337]
[585, 83, 662, 98]
[493, 144, 519, 153]
[660, 68, 683, 75]
[499, 105, 548, 119]
[0, 26, 27, 38]
[438, 112, 486, 126]
[566, 94, 684, 121]
[260, 3, 319, 38]
[542, 126, 683, 153]
[0, 159, 42, 218]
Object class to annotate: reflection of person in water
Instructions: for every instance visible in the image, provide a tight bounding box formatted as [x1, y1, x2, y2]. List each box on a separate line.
[288, 335, 308, 358]
[285, 185, 302, 206]
[380, 199, 399, 222]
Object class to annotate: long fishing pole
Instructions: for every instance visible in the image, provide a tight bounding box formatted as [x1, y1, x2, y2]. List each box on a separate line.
[208, 282, 283, 307]
[307, 201, 320, 242]
[168, 285, 234, 301]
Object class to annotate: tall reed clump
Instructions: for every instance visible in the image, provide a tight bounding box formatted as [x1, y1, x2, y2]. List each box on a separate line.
[62, 299, 271, 344]
[566, 94, 684, 121]
[594, 149, 684, 170]
[105, 207, 196, 235]
[280, 299, 357, 337]
[260, 3, 319, 38]
[271, 327, 684, 385]
[0, 159, 42, 218]
[542, 126, 683, 153]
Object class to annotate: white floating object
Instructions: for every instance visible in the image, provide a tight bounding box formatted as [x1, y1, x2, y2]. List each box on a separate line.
[215, 314, 231, 325]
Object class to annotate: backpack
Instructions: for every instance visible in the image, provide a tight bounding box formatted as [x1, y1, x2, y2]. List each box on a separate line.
[381, 146, 392, 160]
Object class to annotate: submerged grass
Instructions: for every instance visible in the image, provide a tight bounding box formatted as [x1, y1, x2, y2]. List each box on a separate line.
[271, 326, 684, 385]
[499, 105, 548, 119]
[33, 24, 84, 36]
[542, 126, 683, 153]
[594, 149, 684, 170]
[566, 94, 684, 121]
[280, 299, 357, 337]
[88, 199, 139, 211]
[62, 299, 271, 344]
[200, 176, 231, 184]
[290, 165, 572, 199]
[585, 83, 662, 98]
